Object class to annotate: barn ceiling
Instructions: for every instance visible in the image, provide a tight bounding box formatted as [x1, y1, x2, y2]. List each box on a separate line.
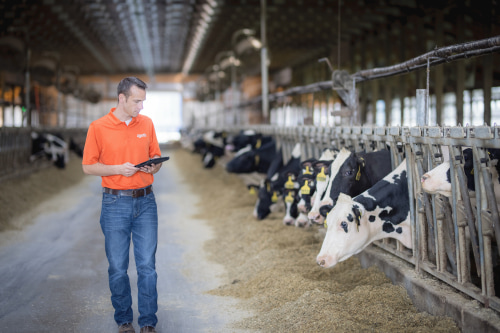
[0, 0, 498, 83]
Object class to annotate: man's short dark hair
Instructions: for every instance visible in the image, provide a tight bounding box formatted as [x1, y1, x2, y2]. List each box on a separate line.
[117, 77, 147, 100]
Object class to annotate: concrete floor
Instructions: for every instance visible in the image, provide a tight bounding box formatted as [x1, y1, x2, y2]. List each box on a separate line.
[0, 154, 252, 332]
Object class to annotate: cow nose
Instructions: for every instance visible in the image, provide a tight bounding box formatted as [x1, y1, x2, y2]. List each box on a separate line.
[318, 259, 326, 267]
[421, 174, 429, 183]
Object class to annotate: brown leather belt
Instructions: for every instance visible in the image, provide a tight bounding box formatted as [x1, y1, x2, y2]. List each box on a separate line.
[103, 185, 153, 198]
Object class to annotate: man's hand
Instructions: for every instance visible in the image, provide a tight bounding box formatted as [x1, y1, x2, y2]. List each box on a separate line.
[121, 162, 140, 177]
[139, 162, 162, 175]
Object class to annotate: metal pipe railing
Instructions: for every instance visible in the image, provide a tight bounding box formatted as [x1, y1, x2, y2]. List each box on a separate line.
[190, 123, 500, 313]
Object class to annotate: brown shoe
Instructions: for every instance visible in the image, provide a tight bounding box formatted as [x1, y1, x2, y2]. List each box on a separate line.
[119, 323, 135, 333]
[140, 326, 156, 333]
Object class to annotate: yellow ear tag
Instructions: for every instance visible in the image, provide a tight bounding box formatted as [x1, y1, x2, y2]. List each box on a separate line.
[317, 167, 326, 182]
[304, 166, 312, 175]
[266, 182, 271, 192]
[271, 191, 278, 203]
[255, 154, 260, 166]
[285, 191, 294, 203]
[301, 180, 311, 195]
[285, 175, 295, 189]
[471, 169, 474, 175]
[249, 187, 256, 195]
[355, 165, 361, 181]
[255, 139, 262, 149]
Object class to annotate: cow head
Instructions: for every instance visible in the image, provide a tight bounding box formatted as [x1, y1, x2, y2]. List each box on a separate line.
[282, 188, 299, 226]
[316, 193, 370, 268]
[253, 179, 280, 220]
[296, 174, 316, 213]
[421, 148, 474, 197]
[327, 153, 366, 208]
[226, 145, 256, 173]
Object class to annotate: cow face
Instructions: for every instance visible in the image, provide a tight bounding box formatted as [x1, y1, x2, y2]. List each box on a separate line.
[317, 162, 412, 269]
[282, 188, 299, 226]
[253, 179, 280, 220]
[297, 174, 316, 213]
[333, 154, 365, 197]
[316, 193, 371, 268]
[421, 148, 474, 197]
[421, 161, 453, 197]
[226, 145, 256, 173]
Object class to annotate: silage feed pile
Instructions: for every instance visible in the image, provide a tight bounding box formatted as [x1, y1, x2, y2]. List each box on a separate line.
[174, 149, 460, 333]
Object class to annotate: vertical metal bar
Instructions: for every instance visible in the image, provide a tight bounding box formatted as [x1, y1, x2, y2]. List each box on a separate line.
[416, 89, 426, 127]
[449, 145, 464, 283]
[25, 48, 31, 127]
[260, 0, 269, 123]
[405, 148, 419, 269]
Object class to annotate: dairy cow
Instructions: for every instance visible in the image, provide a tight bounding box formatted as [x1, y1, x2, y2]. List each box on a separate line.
[421, 148, 500, 212]
[296, 158, 318, 214]
[421, 148, 500, 197]
[307, 148, 348, 224]
[31, 131, 69, 169]
[227, 130, 273, 152]
[316, 149, 393, 223]
[253, 143, 302, 221]
[316, 160, 412, 268]
[226, 139, 277, 174]
[201, 130, 227, 168]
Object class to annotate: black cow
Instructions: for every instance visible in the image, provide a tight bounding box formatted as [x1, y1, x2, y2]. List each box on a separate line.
[252, 143, 302, 220]
[317, 149, 393, 222]
[228, 130, 273, 152]
[226, 139, 277, 174]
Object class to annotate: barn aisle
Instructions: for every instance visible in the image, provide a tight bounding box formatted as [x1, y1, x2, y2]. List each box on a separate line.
[0, 149, 252, 332]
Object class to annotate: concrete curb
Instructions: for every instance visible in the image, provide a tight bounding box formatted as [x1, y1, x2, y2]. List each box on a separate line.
[358, 245, 500, 333]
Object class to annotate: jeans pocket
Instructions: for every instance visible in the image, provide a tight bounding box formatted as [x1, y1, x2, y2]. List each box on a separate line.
[102, 193, 118, 205]
[145, 192, 156, 202]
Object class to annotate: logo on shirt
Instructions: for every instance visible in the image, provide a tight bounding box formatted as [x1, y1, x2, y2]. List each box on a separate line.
[137, 133, 147, 138]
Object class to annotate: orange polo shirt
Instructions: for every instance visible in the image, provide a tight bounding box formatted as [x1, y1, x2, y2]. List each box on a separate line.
[83, 108, 162, 190]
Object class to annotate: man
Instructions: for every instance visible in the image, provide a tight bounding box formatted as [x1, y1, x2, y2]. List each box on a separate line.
[82, 77, 162, 333]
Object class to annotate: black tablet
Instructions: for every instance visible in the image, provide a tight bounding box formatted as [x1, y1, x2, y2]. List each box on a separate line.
[135, 156, 170, 168]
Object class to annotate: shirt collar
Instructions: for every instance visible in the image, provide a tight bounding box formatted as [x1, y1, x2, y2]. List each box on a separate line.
[109, 107, 137, 125]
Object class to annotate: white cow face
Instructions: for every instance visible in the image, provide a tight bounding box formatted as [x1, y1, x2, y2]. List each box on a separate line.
[316, 193, 370, 268]
[421, 162, 452, 197]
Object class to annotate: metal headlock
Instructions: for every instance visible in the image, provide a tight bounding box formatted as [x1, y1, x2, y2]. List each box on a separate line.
[201, 124, 500, 312]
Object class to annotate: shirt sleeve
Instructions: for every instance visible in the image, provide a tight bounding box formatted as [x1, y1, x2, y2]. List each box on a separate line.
[149, 122, 162, 158]
[82, 122, 100, 165]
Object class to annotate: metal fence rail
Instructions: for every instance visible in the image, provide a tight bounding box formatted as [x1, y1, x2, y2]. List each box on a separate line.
[0, 127, 88, 182]
[205, 124, 500, 313]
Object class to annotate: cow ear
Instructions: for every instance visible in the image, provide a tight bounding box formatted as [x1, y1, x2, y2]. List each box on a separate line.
[247, 184, 258, 195]
[357, 156, 365, 168]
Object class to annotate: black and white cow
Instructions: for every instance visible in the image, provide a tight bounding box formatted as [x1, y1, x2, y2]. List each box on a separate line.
[421, 148, 500, 207]
[294, 162, 318, 227]
[316, 160, 412, 268]
[253, 143, 302, 221]
[201, 130, 228, 168]
[306, 148, 347, 224]
[227, 130, 273, 152]
[226, 139, 277, 174]
[421, 148, 477, 197]
[296, 158, 318, 215]
[31, 132, 69, 169]
[316, 149, 393, 223]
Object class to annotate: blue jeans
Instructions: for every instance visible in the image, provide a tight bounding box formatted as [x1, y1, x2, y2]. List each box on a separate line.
[100, 189, 158, 328]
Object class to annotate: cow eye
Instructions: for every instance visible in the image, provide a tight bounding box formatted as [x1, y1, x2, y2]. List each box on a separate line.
[344, 170, 354, 176]
[340, 221, 348, 233]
